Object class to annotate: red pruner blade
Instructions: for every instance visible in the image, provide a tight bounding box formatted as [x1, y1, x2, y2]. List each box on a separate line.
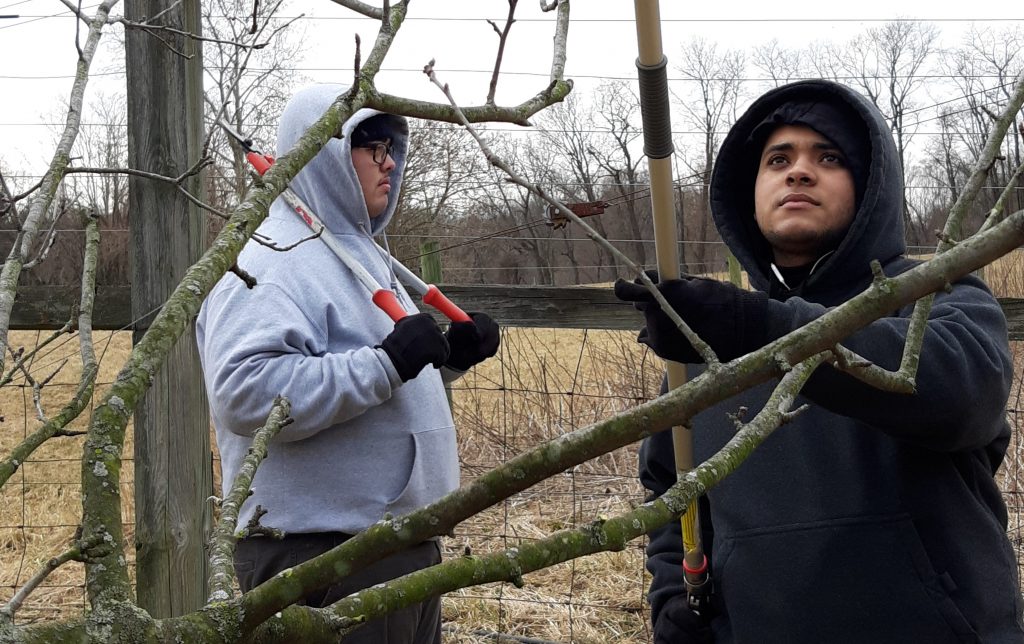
[219, 120, 275, 176]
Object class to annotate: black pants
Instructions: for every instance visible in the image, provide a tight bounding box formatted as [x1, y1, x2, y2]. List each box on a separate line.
[235, 532, 442, 644]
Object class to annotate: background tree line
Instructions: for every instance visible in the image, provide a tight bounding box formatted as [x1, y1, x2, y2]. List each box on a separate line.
[2, 17, 1022, 289]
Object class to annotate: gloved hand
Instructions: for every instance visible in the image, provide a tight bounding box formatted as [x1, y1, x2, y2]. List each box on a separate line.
[444, 312, 500, 371]
[613, 270, 768, 364]
[654, 594, 714, 644]
[377, 313, 451, 382]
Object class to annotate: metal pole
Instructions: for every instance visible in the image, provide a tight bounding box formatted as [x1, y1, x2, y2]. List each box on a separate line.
[633, 0, 710, 611]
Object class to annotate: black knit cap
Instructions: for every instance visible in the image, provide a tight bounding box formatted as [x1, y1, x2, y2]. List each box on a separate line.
[350, 114, 397, 146]
[748, 99, 871, 208]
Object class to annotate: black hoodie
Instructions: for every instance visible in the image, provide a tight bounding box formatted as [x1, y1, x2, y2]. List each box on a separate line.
[641, 80, 1023, 643]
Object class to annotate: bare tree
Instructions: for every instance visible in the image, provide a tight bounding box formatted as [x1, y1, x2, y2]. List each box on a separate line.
[388, 119, 488, 266]
[202, 0, 307, 208]
[590, 80, 649, 268]
[673, 37, 745, 275]
[813, 21, 941, 242]
[751, 39, 806, 87]
[534, 92, 618, 282]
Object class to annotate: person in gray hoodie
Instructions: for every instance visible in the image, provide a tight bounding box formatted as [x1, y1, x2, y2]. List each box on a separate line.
[197, 84, 499, 643]
[616, 80, 1023, 643]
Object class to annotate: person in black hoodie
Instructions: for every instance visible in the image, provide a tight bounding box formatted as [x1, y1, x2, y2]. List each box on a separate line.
[615, 79, 1024, 643]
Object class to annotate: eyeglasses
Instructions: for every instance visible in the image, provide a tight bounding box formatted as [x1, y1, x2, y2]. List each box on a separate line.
[357, 141, 393, 166]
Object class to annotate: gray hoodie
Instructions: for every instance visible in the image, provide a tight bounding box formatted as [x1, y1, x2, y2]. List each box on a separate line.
[197, 85, 459, 535]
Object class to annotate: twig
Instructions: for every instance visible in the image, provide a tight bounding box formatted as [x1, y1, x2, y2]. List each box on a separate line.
[117, 16, 273, 51]
[236, 505, 285, 541]
[1, 319, 75, 389]
[208, 397, 291, 602]
[979, 155, 1024, 234]
[423, 62, 718, 365]
[64, 166, 230, 219]
[485, 0, 518, 106]
[0, 170, 22, 223]
[229, 264, 258, 289]
[0, 533, 109, 622]
[897, 69, 1024, 384]
[21, 214, 61, 270]
[328, 0, 383, 20]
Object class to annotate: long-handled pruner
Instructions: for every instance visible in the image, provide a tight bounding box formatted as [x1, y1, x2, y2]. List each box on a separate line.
[634, 0, 712, 614]
[219, 120, 471, 324]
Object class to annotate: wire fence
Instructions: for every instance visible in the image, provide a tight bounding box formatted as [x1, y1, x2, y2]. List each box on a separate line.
[2, 314, 1024, 641]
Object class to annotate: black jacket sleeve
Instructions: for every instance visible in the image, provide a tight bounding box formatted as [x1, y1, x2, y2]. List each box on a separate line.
[764, 274, 1012, 451]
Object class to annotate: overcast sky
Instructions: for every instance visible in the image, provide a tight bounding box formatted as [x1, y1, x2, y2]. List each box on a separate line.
[0, 1, 1021, 177]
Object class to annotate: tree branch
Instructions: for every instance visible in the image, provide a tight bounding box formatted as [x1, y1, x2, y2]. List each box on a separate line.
[253, 354, 828, 637]
[235, 204, 1024, 633]
[422, 63, 717, 365]
[0, 533, 110, 623]
[64, 166, 229, 219]
[485, 1, 518, 106]
[896, 69, 1024, 383]
[0, 0, 120, 377]
[207, 397, 292, 602]
[328, 0, 383, 20]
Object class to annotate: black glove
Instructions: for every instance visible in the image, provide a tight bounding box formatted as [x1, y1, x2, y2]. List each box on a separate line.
[444, 312, 500, 371]
[613, 270, 768, 364]
[654, 594, 714, 644]
[377, 313, 451, 382]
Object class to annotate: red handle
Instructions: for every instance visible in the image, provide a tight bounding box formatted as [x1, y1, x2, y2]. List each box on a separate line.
[371, 289, 408, 322]
[423, 285, 471, 323]
[246, 151, 274, 176]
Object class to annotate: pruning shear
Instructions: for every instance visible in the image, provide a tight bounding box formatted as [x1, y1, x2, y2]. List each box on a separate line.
[219, 120, 471, 324]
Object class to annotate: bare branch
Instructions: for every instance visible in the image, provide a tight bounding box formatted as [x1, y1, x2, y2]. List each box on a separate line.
[303, 356, 829, 631]
[208, 397, 291, 602]
[1, 319, 74, 389]
[116, 13, 276, 51]
[0, 215, 99, 487]
[0, 0, 121, 375]
[0, 169, 22, 223]
[423, 63, 717, 364]
[979, 155, 1024, 234]
[546, 0, 569, 82]
[329, 0, 383, 20]
[485, 0, 518, 105]
[897, 68, 1024, 383]
[0, 533, 110, 622]
[64, 166, 229, 219]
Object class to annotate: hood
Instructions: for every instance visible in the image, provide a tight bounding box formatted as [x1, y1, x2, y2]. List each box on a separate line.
[709, 80, 905, 295]
[275, 84, 409, 236]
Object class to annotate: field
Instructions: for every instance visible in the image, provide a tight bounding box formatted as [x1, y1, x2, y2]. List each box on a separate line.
[2, 248, 1024, 641]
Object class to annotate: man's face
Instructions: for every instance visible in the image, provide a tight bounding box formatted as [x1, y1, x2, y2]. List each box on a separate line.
[753, 124, 856, 267]
[352, 139, 396, 218]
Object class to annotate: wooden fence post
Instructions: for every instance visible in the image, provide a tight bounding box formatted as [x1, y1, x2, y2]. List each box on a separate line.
[125, 0, 211, 617]
[420, 240, 442, 284]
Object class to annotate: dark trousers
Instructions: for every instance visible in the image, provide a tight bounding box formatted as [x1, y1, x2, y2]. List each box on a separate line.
[235, 532, 442, 644]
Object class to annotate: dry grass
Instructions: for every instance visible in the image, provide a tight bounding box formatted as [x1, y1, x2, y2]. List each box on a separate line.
[0, 327, 661, 641]
[2, 250, 1024, 641]
[0, 329, 135, 623]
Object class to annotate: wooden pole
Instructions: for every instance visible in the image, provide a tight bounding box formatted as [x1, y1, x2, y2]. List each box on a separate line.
[420, 240, 443, 284]
[125, 0, 211, 617]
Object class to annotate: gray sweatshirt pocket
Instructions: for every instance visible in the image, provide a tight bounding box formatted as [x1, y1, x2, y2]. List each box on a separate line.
[384, 426, 459, 516]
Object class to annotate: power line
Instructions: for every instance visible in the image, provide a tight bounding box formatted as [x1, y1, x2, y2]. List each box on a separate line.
[2, 66, 1021, 83]
[11, 14, 1024, 23]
